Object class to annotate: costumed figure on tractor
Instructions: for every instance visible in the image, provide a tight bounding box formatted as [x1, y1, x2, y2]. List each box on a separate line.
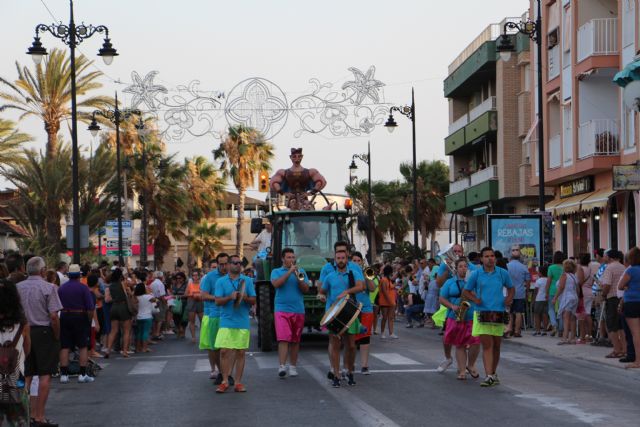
[270, 148, 327, 210]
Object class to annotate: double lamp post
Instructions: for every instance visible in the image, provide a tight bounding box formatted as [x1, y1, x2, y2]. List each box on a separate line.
[349, 141, 373, 264]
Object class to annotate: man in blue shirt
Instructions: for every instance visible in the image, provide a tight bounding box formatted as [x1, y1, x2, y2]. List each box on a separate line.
[214, 255, 256, 393]
[351, 252, 375, 375]
[506, 247, 531, 338]
[318, 241, 364, 288]
[271, 248, 309, 378]
[319, 249, 363, 388]
[463, 247, 514, 388]
[200, 253, 229, 385]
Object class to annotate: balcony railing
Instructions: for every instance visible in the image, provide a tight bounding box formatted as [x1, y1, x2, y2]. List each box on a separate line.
[449, 177, 470, 194]
[448, 114, 469, 135]
[549, 134, 562, 169]
[548, 45, 561, 80]
[577, 18, 618, 62]
[577, 119, 620, 159]
[469, 96, 497, 122]
[215, 210, 264, 218]
[470, 165, 498, 186]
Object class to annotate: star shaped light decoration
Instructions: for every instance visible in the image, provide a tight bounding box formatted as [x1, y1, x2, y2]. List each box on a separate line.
[341, 66, 385, 105]
[123, 71, 168, 110]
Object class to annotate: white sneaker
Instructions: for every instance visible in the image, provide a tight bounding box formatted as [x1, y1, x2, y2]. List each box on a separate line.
[436, 358, 453, 373]
[389, 334, 399, 339]
[380, 334, 388, 339]
[288, 365, 298, 377]
[278, 365, 287, 378]
[78, 374, 95, 383]
[60, 374, 69, 384]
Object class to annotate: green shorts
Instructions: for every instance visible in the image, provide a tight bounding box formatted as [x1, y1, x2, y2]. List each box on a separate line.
[215, 328, 250, 350]
[199, 315, 220, 350]
[471, 311, 505, 337]
[330, 317, 361, 336]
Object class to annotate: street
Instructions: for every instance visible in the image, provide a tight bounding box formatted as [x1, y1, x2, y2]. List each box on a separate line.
[46, 323, 640, 427]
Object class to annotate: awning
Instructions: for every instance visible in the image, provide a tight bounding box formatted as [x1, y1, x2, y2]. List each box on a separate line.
[613, 59, 640, 88]
[554, 194, 590, 216]
[544, 198, 563, 214]
[473, 206, 488, 216]
[580, 189, 617, 212]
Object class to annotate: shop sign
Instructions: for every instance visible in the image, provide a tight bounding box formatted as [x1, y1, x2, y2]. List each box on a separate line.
[613, 165, 640, 191]
[559, 176, 593, 198]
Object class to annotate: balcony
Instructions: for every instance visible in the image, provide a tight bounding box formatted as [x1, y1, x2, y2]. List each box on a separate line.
[445, 127, 466, 155]
[465, 110, 497, 143]
[549, 134, 562, 169]
[448, 114, 469, 135]
[548, 45, 561, 80]
[469, 96, 496, 122]
[449, 177, 470, 194]
[446, 190, 467, 213]
[577, 119, 620, 159]
[470, 165, 498, 186]
[466, 180, 499, 208]
[577, 18, 618, 63]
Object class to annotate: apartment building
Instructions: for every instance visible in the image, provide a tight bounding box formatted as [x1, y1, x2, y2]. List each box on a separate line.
[530, 0, 640, 257]
[443, 14, 552, 252]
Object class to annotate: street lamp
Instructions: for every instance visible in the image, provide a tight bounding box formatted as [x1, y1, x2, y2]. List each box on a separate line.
[496, 1, 544, 213]
[135, 119, 150, 267]
[27, 0, 117, 264]
[349, 141, 373, 264]
[384, 88, 419, 258]
[88, 93, 141, 266]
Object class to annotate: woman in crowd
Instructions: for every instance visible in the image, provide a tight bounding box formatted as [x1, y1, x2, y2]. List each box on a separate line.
[186, 271, 204, 343]
[553, 259, 579, 345]
[87, 274, 103, 358]
[171, 272, 188, 339]
[0, 278, 31, 427]
[45, 269, 59, 287]
[546, 251, 566, 336]
[618, 247, 640, 368]
[424, 263, 441, 327]
[134, 283, 156, 354]
[439, 258, 480, 380]
[577, 253, 595, 343]
[378, 265, 397, 339]
[104, 268, 133, 358]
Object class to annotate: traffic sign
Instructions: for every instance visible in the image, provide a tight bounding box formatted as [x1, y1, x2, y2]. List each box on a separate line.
[106, 239, 132, 248]
[106, 249, 132, 257]
[105, 220, 132, 239]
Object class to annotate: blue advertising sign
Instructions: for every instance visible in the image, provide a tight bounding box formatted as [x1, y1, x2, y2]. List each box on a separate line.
[487, 214, 543, 265]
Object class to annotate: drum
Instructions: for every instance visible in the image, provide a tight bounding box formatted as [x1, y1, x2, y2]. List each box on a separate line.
[320, 297, 362, 335]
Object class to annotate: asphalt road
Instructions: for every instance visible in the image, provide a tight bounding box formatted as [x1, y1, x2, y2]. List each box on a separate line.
[46, 322, 640, 427]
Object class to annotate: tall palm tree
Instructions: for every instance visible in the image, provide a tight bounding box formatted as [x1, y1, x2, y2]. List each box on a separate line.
[0, 119, 31, 168]
[213, 125, 273, 258]
[0, 48, 111, 159]
[183, 155, 226, 221]
[188, 221, 229, 268]
[79, 140, 118, 234]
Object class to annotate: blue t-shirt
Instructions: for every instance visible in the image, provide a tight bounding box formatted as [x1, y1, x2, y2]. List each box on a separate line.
[464, 267, 513, 312]
[201, 269, 225, 318]
[322, 270, 352, 311]
[507, 259, 531, 299]
[624, 265, 640, 302]
[215, 274, 256, 330]
[271, 266, 308, 314]
[440, 277, 474, 321]
[319, 261, 363, 283]
[356, 282, 373, 313]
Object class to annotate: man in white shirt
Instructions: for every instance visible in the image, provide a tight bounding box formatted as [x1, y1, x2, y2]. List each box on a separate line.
[250, 221, 272, 253]
[150, 271, 167, 340]
[56, 261, 69, 285]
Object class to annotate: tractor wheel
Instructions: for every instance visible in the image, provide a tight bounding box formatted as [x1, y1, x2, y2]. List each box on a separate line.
[258, 283, 274, 352]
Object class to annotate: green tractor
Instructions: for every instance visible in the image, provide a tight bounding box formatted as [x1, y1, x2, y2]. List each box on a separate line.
[253, 209, 351, 351]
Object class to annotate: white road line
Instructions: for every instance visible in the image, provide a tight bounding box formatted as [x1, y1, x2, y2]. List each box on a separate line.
[194, 359, 211, 372]
[304, 364, 400, 427]
[370, 353, 422, 366]
[254, 356, 280, 370]
[515, 394, 607, 424]
[368, 369, 438, 373]
[128, 361, 167, 375]
[501, 351, 551, 365]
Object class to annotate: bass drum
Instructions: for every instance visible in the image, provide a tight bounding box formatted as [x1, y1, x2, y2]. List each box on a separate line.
[320, 297, 362, 336]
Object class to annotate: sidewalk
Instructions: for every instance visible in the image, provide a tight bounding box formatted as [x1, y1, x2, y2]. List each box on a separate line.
[504, 331, 639, 371]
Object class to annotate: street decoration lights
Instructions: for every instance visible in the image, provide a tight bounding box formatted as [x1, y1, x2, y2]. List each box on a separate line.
[384, 88, 418, 258]
[88, 94, 141, 266]
[27, 0, 117, 263]
[349, 141, 373, 263]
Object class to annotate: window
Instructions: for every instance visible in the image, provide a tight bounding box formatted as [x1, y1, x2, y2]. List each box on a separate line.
[281, 216, 340, 260]
[562, 5, 572, 53]
[523, 64, 531, 91]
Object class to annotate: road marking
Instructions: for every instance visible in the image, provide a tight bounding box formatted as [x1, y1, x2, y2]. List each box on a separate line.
[194, 359, 211, 372]
[368, 369, 438, 373]
[515, 394, 607, 424]
[501, 351, 551, 365]
[370, 353, 422, 365]
[304, 364, 400, 427]
[128, 361, 167, 375]
[254, 356, 280, 370]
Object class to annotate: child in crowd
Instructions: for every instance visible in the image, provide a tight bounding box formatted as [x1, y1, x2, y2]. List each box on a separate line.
[532, 264, 549, 336]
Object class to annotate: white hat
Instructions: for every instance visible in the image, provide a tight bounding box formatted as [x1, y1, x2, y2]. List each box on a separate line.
[69, 264, 81, 274]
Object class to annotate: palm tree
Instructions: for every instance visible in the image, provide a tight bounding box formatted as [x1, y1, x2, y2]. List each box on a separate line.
[79, 140, 118, 234]
[214, 125, 273, 258]
[188, 221, 229, 268]
[0, 119, 31, 168]
[183, 155, 226, 222]
[0, 48, 111, 159]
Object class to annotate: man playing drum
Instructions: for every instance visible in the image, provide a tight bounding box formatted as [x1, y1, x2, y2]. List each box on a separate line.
[319, 250, 364, 388]
[270, 248, 309, 379]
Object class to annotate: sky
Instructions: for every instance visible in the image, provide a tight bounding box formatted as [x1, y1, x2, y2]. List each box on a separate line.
[0, 0, 529, 198]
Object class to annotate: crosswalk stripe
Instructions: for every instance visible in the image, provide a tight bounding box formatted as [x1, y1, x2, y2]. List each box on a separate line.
[128, 361, 167, 375]
[254, 356, 280, 370]
[501, 351, 551, 365]
[371, 353, 422, 365]
[368, 369, 438, 373]
[194, 359, 211, 372]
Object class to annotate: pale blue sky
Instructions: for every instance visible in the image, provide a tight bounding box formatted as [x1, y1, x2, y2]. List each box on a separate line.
[1, 0, 528, 195]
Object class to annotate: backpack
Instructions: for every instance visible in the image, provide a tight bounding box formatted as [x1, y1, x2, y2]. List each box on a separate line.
[0, 323, 24, 404]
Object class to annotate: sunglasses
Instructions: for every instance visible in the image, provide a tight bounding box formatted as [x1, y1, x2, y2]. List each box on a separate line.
[230, 261, 242, 265]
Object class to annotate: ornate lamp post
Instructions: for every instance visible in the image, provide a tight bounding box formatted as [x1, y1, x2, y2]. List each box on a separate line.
[384, 88, 418, 258]
[496, 1, 544, 213]
[88, 94, 141, 266]
[135, 120, 150, 267]
[27, 0, 118, 263]
[349, 141, 373, 263]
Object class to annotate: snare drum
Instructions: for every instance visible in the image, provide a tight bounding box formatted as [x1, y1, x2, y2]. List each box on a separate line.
[320, 297, 362, 336]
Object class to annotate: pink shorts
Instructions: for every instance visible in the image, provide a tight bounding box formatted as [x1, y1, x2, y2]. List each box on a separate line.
[444, 318, 480, 347]
[275, 312, 305, 343]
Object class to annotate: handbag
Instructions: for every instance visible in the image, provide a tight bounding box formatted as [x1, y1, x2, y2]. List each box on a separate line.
[171, 297, 183, 315]
[122, 282, 138, 317]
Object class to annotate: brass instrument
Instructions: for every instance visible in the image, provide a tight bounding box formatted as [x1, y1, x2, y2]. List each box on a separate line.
[296, 270, 305, 281]
[455, 298, 471, 322]
[364, 267, 376, 281]
[437, 243, 460, 276]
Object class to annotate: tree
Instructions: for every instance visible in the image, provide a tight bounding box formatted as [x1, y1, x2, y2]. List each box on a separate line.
[214, 125, 273, 258]
[0, 119, 30, 168]
[188, 221, 229, 268]
[79, 140, 118, 234]
[0, 48, 112, 159]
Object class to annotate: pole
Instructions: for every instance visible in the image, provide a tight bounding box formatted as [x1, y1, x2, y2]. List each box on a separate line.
[536, 0, 545, 213]
[367, 140, 373, 264]
[411, 88, 419, 258]
[141, 143, 148, 266]
[69, 0, 81, 264]
[115, 93, 124, 266]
